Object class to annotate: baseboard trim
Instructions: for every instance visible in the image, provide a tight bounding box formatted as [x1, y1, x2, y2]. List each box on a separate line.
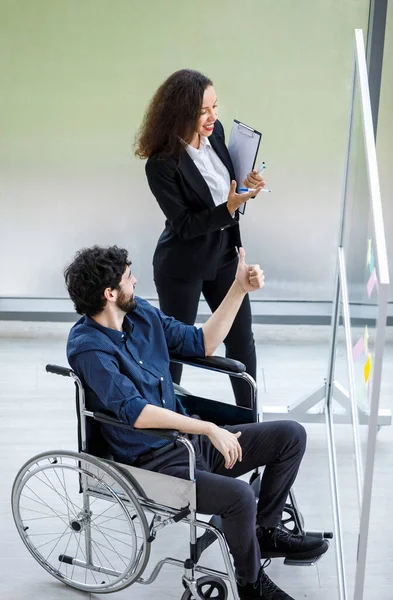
[0, 297, 392, 326]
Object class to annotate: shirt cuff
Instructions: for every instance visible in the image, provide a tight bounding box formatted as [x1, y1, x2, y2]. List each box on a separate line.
[120, 396, 149, 427]
[181, 325, 205, 357]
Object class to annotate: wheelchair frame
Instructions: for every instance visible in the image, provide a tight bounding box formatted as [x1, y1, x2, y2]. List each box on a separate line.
[12, 355, 329, 600]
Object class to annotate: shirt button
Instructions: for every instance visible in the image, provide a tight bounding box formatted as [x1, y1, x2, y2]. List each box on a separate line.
[139, 360, 143, 365]
[160, 377, 164, 381]
[162, 399, 166, 405]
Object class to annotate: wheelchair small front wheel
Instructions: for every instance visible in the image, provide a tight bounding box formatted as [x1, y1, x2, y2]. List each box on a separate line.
[181, 575, 228, 599]
[12, 450, 151, 593]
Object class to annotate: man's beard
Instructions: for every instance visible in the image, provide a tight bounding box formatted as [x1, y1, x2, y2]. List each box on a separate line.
[116, 290, 137, 313]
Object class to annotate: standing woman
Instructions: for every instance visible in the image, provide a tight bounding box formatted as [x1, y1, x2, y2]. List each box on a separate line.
[135, 69, 265, 408]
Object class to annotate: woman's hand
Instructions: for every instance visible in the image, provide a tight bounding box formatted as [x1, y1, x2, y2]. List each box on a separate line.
[206, 423, 242, 469]
[227, 180, 264, 214]
[243, 170, 266, 189]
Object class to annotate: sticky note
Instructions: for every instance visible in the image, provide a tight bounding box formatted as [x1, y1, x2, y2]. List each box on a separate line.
[364, 353, 372, 383]
[364, 325, 369, 354]
[367, 239, 372, 266]
[352, 336, 364, 363]
[367, 268, 378, 298]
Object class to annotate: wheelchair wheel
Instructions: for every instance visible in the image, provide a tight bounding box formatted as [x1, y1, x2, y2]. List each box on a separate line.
[12, 450, 151, 593]
[181, 575, 228, 599]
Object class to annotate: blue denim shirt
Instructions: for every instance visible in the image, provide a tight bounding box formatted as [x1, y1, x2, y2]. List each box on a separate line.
[67, 296, 205, 464]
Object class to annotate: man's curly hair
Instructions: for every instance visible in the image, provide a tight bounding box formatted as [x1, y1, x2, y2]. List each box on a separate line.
[64, 245, 131, 317]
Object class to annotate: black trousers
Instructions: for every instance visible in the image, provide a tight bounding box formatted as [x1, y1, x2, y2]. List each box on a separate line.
[141, 420, 307, 584]
[154, 255, 257, 408]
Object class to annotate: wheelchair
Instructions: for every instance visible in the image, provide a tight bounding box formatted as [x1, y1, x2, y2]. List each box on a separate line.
[11, 355, 332, 600]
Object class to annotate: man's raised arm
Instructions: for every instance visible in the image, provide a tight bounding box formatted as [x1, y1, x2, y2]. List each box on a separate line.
[202, 248, 264, 356]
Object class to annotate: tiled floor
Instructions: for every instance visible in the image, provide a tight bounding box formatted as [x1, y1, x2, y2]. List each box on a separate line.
[1, 321, 392, 600]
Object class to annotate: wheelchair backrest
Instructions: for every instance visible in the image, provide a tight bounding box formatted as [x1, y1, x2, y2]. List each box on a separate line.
[74, 383, 112, 458]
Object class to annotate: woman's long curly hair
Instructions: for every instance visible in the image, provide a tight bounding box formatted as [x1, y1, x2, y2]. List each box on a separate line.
[135, 69, 213, 160]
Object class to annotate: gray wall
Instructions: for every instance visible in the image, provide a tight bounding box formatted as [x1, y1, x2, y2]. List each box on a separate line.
[1, 0, 391, 314]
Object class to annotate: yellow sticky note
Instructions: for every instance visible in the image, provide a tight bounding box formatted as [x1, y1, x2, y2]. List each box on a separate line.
[364, 353, 372, 383]
[364, 325, 369, 354]
[367, 239, 372, 266]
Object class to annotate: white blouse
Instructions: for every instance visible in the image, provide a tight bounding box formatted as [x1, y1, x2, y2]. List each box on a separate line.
[185, 136, 231, 207]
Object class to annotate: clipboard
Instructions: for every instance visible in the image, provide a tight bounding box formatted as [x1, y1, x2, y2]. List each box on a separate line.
[227, 120, 262, 214]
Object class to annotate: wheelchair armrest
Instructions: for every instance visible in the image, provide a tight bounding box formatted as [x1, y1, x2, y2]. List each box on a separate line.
[170, 355, 246, 374]
[93, 411, 180, 442]
[46, 364, 74, 377]
[137, 428, 180, 442]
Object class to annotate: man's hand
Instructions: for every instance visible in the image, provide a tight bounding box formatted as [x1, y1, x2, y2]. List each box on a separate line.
[235, 247, 265, 294]
[243, 170, 266, 189]
[206, 424, 242, 469]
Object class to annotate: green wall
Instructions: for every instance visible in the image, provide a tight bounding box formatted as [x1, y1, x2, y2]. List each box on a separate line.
[0, 1, 375, 300]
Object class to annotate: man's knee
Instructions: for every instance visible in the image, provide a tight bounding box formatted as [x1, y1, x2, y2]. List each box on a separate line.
[230, 480, 257, 517]
[284, 420, 307, 454]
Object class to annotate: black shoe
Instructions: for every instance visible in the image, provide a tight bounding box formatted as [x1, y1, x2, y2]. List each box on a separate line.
[237, 562, 295, 599]
[257, 525, 329, 560]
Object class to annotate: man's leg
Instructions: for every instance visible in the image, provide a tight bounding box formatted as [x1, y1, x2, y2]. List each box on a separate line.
[199, 420, 329, 560]
[200, 421, 306, 525]
[142, 435, 299, 598]
[196, 471, 262, 584]
[184, 470, 297, 598]
[140, 445, 261, 584]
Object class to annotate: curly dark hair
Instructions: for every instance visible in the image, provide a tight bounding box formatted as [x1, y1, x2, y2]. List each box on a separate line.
[135, 69, 213, 159]
[64, 245, 131, 317]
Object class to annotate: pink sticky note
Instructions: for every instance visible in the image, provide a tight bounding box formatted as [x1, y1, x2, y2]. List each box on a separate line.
[352, 336, 364, 363]
[367, 268, 379, 298]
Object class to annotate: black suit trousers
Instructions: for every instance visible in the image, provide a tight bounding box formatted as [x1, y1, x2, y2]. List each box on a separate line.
[154, 255, 257, 408]
[140, 420, 307, 583]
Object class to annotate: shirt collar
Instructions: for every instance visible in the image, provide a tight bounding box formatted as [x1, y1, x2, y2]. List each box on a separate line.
[185, 135, 211, 160]
[85, 315, 134, 346]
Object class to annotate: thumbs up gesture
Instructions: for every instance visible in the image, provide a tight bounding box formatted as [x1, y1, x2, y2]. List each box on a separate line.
[235, 247, 265, 293]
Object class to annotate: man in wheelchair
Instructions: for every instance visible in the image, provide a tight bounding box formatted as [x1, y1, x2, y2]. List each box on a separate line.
[64, 245, 328, 600]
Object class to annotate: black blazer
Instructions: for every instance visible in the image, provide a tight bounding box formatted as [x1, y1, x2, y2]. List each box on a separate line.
[145, 120, 242, 282]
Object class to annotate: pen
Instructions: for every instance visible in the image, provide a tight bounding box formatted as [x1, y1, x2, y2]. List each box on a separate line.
[257, 162, 266, 174]
[238, 188, 271, 193]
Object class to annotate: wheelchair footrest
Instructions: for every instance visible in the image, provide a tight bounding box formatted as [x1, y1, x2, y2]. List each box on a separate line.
[283, 550, 327, 567]
[304, 530, 334, 540]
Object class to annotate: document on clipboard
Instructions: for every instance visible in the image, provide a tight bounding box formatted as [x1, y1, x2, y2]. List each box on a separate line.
[228, 120, 262, 214]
